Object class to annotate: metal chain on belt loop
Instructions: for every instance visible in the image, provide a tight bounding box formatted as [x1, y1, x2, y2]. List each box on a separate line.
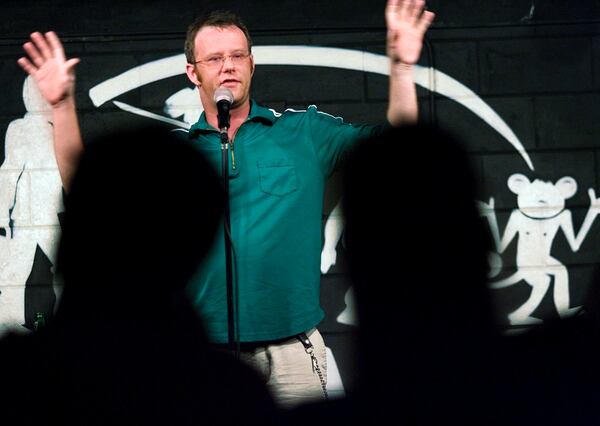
[297, 332, 329, 401]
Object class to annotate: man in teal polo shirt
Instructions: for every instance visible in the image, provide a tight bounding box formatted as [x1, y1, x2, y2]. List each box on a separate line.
[178, 100, 384, 344]
[18, 0, 434, 408]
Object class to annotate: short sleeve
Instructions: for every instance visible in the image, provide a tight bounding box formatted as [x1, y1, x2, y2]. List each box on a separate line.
[306, 105, 387, 177]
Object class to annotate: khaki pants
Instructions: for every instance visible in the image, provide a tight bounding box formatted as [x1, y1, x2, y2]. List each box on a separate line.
[238, 328, 328, 408]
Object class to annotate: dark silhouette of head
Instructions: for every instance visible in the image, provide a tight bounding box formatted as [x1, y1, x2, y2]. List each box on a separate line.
[55, 124, 224, 307]
[342, 124, 495, 419]
[21, 125, 277, 426]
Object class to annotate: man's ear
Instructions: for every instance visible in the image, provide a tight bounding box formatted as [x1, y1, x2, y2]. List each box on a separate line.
[249, 54, 255, 76]
[185, 63, 201, 87]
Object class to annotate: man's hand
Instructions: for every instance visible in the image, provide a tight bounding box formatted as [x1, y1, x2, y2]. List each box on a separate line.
[386, 0, 435, 66]
[17, 31, 83, 191]
[17, 31, 79, 108]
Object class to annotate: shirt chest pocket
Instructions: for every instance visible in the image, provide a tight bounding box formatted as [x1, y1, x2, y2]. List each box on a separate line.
[257, 160, 298, 197]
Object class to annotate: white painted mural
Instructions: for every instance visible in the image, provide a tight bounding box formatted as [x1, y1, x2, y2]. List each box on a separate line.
[86, 47, 535, 332]
[480, 175, 600, 325]
[1, 46, 597, 348]
[0, 76, 63, 334]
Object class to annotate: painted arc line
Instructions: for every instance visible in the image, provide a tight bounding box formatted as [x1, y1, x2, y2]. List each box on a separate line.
[113, 101, 189, 128]
[88, 46, 533, 170]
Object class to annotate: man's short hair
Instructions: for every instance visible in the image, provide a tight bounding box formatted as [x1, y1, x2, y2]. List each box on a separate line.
[184, 10, 253, 64]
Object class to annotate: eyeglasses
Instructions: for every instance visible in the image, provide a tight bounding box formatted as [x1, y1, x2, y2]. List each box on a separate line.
[193, 52, 251, 68]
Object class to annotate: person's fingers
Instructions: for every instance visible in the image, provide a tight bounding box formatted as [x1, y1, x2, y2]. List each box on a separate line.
[418, 10, 435, 33]
[22, 41, 44, 67]
[46, 31, 65, 62]
[65, 58, 80, 73]
[385, 0, 401, 27]
[17, 57, 37, 75]
[388, 0, 427, 29]
[406, 0, 419, 18]
[31, 32, 53, 60]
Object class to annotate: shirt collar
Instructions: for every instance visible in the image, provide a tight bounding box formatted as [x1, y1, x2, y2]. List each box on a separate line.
[189, 99, 276, 135]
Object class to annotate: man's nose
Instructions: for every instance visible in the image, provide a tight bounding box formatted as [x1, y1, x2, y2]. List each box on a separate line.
[222, 55, 236, 70]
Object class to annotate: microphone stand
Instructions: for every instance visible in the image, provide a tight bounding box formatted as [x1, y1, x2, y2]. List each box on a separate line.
[219, 127, 238, 358]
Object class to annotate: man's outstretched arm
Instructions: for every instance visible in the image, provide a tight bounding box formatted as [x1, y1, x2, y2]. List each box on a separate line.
[18, 31, 82, 191]
[385, 0, 434, 126]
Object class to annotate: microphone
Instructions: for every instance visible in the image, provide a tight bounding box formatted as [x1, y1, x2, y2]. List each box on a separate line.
[214, 87, 234, 134]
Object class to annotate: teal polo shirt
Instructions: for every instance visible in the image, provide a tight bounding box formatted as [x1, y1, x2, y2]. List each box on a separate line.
[179, 100, 383, 343]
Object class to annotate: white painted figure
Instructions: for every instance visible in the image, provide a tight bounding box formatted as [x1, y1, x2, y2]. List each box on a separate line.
[164, 87, 203, 126]
[320, 201, 357, 326]
[320, 201, 343, 275]
[480, 173, 600, 325]
[0, 76, 63, 333]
